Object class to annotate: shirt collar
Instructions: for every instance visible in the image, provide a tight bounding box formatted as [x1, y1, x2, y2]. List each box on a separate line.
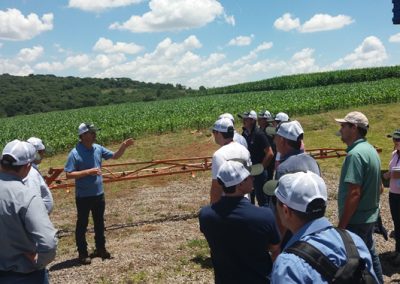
[346, 138, 365, 153]
[284, 217, 332, 249]
[281, 149, 303, 161]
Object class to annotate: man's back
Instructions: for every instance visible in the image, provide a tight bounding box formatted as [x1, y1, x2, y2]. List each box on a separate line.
[0, 172, 57, 273]
[199, 196, 280, 283]
[272, 217, 378, 283]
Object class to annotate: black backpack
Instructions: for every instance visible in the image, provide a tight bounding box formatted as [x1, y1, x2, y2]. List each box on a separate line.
[285, 228, 377, 284]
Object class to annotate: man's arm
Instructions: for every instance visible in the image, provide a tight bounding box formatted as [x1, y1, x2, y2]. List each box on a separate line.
[268, 243, 281, 262]
[262, 146, 274, 169]
[112, 138, 134, 159]
[210, 179, 223, 204]
[65, 168, 101, 179]
[338, 183, 361, 229]
[24, 195, 57, 268]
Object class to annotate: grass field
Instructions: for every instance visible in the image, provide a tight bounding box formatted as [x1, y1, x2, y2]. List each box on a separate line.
[42, 103, 400, 283]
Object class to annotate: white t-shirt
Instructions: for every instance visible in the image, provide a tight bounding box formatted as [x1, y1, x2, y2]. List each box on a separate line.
[234, 131, 248, 149]
[212, 142, 251, 179]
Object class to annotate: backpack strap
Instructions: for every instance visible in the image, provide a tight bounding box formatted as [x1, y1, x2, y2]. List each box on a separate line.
[285, 241, 338, 281]
[335, 228, 360, 260]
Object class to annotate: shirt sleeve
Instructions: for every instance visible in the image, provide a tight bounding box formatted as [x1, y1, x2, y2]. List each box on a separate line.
[101, 146, 114, 160]
[39, 174, 54, 214]
[271, 254, 311, 284]
[211, 153, 224, 179]
[23, 195, 58, 268]
[343, 153, 363, 185]
[64, 151, 77, 173]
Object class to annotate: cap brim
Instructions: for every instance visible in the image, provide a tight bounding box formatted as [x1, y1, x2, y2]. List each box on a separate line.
[250, 163, 264, 176]
[263, 180, 278, 196]
[334, 118, 346, 123]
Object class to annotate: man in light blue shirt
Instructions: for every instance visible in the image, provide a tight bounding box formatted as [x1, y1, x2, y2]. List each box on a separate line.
[65, 122, 134, 264]
[0, 140, 57, 283]
[271, 171, 378, 284]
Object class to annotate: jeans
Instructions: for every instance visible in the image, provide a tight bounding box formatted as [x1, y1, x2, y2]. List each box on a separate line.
[346, 222, 383, 284]
[250, 170, 268, 206]
[0, 269, 48, 284]
[75, 194, 106, 255]
[389, 192, 400, 252]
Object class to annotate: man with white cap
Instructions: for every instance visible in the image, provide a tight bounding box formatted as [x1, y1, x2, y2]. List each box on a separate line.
[335, 111, 383, 283]
[238, 110, 274, 206]
[271, 171, 378, 284]
[218, 113, 248, 149]
[0, 140, 57, 283]
[210, 117, 251, 204]
[64, 122, 134, 264]
[274, 120, 319, 180]
[200, 160, 280, 283]
[272, 112, 289, 169]
[24, 137, 53, 214]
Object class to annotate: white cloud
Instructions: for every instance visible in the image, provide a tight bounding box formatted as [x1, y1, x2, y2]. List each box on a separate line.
[389, 33, 400, 43]
[109, 0, 227, 32]
[95, 35, 224, 85]
[300, 14, 354, 33]
[224, 13, 235, 26]
[228, 35, 254, 46]
[0, 58, 33, 75]
[93, 37, 144, 54]
[68, 0, 142, 12]
[35, 54, 90, 72]
[331, 36, 388, 68]
[274, 13, 300, 31]
[17, 46, 44, 62]
[274, 13, 353, 33]
[254, 42, 273, 53]
[0, 9, 53, 41]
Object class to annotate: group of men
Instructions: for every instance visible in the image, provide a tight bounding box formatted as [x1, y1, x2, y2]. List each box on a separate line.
[0, 122, 133, 282]
[200, 110, 383, 283]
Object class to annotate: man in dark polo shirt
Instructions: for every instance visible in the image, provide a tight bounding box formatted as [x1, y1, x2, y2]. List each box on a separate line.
[258, 110, 277, 181]
[199, 160, 280, 284]
[238, 110, 274, 206]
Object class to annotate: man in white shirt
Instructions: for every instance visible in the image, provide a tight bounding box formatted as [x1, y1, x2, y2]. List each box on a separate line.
[210, 117, 251, 204]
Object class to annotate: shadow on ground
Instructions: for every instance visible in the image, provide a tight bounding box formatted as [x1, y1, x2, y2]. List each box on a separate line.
[49, 258, 82, 272]
[381, 252, 400, 279]
[191, 255, 213, 269]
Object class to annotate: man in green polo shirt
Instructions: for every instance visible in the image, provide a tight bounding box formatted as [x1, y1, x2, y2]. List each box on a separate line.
[335, 111, 383, 284]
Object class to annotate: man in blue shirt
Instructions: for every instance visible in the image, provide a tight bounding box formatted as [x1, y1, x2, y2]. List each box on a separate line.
[0, 140, 57, 283]
[271, 171, 378, 283]
[65, 122, 133, 265]
[199, 160, 280, 283]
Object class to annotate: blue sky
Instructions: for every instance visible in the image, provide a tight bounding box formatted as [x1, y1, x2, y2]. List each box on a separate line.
[0, 0, 399, 88]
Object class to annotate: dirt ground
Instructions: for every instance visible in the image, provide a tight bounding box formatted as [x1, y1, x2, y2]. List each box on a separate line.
[47, 167, 400, 284]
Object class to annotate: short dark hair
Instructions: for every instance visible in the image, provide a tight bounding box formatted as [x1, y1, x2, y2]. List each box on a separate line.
[286, 133, 303, 150]
[357, 126, 367, 138]
[278, 198, 326, 222]
[217, 177, 236, 194]
[220, 126, 234, 139]
[0, 155, 24, 172]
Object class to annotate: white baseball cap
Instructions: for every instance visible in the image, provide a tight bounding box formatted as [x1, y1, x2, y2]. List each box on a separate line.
[276, 120, 304, 141]
[258, 110, 274, 121]
[334, 111, 369, 130]
[275, 171, 327, 213]
[217, 160, 251, 187]
[1, 139, 36, 166]
[27, 137, 45, 151]
[275, 112, 289, 122]
[78, 123, 100, 135]
[238, 110, 257, 120]
[218, 113, 235, 124]
[212, 117, 234, 133]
